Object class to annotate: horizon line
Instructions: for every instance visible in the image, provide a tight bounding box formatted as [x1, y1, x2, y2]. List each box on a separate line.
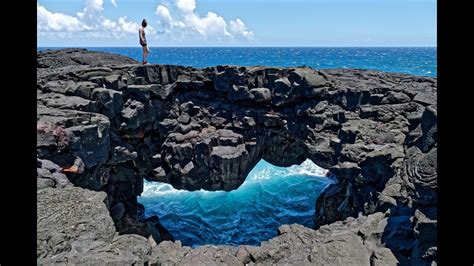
[38, 45, 437, 48]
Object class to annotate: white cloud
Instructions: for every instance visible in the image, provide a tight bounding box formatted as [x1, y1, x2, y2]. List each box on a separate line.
[38, 0, 156, 42]
[77, 0, 104, 26]
[188, 12, 231, 39]
[118, 16, 139, 34]
[104, 16, 156, 37]
[176, 0, 196, 13]
[154, 0, 254, 43]
[156, 5, 178, 28]
[37, 3, 90, 32]
[155, 5, 186, 34]
[88, 0, 104, 11]
[230, 19, 254, 39]
[156, 5, 173, 24]
[102, 18, 117, 31]
[37, 0, 254, 45]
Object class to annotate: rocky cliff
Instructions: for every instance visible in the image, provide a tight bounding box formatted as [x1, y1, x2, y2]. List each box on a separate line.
[37, 48, 437, 265]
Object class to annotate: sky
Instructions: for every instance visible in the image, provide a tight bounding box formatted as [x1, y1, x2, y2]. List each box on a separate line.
[37, 0, 437, 47]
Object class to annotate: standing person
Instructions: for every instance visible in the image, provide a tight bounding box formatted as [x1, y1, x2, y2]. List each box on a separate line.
[139, 19, 150, 64]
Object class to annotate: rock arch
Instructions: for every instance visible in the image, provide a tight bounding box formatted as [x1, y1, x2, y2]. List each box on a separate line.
[37, 49, 437, 264]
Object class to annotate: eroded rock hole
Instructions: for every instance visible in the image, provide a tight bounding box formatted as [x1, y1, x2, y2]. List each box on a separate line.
[138, 158, 335, 247]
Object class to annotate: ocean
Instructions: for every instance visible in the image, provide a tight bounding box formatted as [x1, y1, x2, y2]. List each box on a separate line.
[38, 47, 436, 77]
[37, 46, 436, 247]
[139, 159, 334, 247]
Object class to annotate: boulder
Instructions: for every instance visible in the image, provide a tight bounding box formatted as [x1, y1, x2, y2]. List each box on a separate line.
[249, 87, 272, 103]
[92, 87, 123, 119]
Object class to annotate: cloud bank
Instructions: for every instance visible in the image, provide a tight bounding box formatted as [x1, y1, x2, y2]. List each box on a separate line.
[155, 0, 254, 43]
[38, 0, 155, 41]
[37, 0, 254, 45]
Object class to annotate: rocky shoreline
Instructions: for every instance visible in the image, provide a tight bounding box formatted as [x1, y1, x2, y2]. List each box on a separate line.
[37, 48, 437, 265]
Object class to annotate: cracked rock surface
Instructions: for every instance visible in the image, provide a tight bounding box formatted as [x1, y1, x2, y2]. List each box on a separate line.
[37, 48, 437, 265]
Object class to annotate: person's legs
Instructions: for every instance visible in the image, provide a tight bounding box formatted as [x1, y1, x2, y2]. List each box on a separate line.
[144, 46, 149, 63]
[142, 46, 146, 63]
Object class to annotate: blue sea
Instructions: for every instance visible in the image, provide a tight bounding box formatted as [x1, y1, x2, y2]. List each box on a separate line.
[139, 159, 334, 247]
[37, 46, 436, 247]
[38, 47, 436, 77]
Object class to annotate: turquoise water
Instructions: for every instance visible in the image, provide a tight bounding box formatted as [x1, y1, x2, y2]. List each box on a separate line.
[38, 47, 436, 77]
[138, 159, 334, 247]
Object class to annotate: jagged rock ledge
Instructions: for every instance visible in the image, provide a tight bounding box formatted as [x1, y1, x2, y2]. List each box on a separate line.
[37, 48, 437, 265]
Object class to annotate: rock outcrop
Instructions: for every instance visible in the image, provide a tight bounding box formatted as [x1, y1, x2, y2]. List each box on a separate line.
[152, 212, 405, 265]
[37, 184, 161, 265]
[37, 48, 437, 264]
[35, 186, 412, 266]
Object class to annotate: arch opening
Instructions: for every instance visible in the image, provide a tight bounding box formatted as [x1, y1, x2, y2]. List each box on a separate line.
[138, 158, 336, 247]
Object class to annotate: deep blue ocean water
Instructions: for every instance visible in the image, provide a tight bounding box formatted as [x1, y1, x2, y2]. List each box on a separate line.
[139, 159, 334, 247]
[38, 47, 436, 77]
[37, 46, 436, 247]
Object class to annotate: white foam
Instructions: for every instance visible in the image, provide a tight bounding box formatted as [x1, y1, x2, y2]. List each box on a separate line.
[141, 182, 184, 197]
[290, 158, 329, 177]
[141, 158, 332, 197]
